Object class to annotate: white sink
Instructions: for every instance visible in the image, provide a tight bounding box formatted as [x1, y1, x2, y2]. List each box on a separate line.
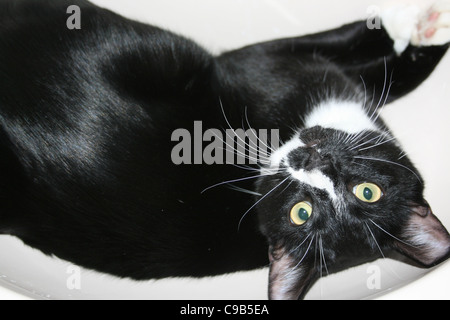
[1, 0, 448, 300]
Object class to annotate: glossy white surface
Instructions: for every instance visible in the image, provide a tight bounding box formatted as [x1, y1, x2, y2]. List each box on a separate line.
[0, 0, 448, 300]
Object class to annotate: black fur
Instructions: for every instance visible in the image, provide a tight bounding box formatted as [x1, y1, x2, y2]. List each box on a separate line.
[0, 0, 448, 299]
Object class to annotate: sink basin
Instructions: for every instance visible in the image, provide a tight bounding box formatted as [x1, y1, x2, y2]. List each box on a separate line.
[0, 0, 448, 300]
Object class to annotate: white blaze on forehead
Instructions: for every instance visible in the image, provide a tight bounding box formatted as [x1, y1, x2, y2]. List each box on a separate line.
[304, 100, 379, 134]
[269, 134, 304, 169]
[287, 168, 339, 203]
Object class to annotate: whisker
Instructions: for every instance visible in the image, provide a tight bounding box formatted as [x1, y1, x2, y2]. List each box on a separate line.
[238, 118, 268, 162]
[318, 235, 328, 300]
[223, 129, 270, 164]
[354, 156, 422, 185]
[397, 150, 408, 161]
[238, 176, 290, 230]
[358, 136, 396, 152]
[346, 61, 394, 152]
[347, 127, 391, 152]
[228, 163, 262, 172]
[374, 70, 394, 123]
[201, 173, 271, 194]
[368, 219, 419, 249]
[348, 133, 384, 151]
[219, 99, 263, 161]
[244, 106, 275, 154]
[360, 210, 385, 220]
[365, 221, 406, 281]
[284, 234, 316, 281]
[288, 232, 313, 255]
[319, 235, 329, 276]
[277, 179, 295, 196]
[365, 222, 386, 259]
[219, 100, 275, 165]
[342, 131, 357, 146]
[371, 57, 388, 120]
[364, 84, 377, 122]
[211, 129, 271, 166]
[227, 184, 263, 197]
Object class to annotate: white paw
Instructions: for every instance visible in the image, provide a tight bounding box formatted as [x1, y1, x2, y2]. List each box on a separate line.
[381, 1, 450, 54]
[412, 0, 450, 47]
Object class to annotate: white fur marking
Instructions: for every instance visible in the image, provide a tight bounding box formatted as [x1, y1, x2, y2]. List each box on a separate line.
[268, 134, 304, 170]
[288, 168, 338, 202]
[382, 1, 450, 55]
[287, 167, 347, 213]
[415, 1, 450, 47]
[381, 4, 421, 54]
[407, 223, 449, 262]
[304, 100, 378, 134]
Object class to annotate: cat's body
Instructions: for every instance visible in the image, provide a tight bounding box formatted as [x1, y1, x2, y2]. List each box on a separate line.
[0, 0, 449, 299]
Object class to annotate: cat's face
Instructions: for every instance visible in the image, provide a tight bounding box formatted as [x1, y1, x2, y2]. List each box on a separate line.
[257, 124, 450, 300]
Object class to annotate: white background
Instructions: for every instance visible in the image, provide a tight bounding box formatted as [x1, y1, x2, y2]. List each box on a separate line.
[0, 0, 448, 300]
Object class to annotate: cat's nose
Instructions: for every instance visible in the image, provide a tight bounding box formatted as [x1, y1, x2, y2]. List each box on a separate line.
[304, 148, 331, 171]
[288, 147, 332, 171]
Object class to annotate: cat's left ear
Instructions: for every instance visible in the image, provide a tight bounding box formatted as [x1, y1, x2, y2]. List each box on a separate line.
[393, 202, 450, 267]
[267, 245, 317, 300]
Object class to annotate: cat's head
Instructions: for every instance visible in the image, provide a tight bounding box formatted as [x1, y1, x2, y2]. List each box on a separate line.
[256, 101, 450, 300]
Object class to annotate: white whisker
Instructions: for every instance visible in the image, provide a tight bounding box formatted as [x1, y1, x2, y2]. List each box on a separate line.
[319, 235, 329, 276]
[227, 184, 262, 197]
[365, 222, 386, 259]
[238, 176, 290, 230]
[397, 150, 408, 161]
[354, 156, 422, 184]
[369, 219, 419, 249]
[348, 133, 385, 151]
[372, 57, 388, 119]
[287, 234, 316, 277]
[201, 173, 271, 194]
[244, 106, 275, 154]
[365, 221, 406, 281]
[288, 232, 313, 255]
[358, 135, 396, 152]
[219, 99, 273, 165]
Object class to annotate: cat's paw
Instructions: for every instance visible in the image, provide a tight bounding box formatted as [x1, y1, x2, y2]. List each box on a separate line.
[412, 1, 450, 47]
[381, 1, 450, 54]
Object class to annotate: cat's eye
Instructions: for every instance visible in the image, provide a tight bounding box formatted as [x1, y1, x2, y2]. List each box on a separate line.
[353, 183, 383, 203]
[290, 201, 313, 226]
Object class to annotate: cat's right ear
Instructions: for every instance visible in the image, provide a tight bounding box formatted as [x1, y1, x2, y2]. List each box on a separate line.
[268, 245, 317, 300]
[393, 202, 450, 267]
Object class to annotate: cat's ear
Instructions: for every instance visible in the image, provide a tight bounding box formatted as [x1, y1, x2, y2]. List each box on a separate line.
[268, 245, 317, 300]
[393, 202, 450, 267]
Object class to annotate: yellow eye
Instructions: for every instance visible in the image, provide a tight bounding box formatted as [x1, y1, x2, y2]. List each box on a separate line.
[290, 201, 313, 226]
[353, 183, 383, 203]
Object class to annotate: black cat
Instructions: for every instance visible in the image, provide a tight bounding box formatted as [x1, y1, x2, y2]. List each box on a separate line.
[0, 0, 448, 300]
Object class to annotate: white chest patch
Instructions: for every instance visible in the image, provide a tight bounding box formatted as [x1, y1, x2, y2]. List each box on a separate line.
[304, 100, 378, 134]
